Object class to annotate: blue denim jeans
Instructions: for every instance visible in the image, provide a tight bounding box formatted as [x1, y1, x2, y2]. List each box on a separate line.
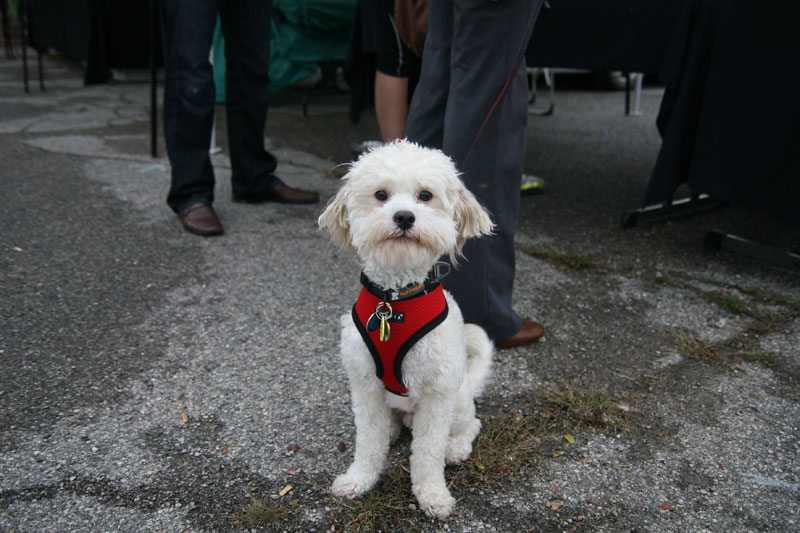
[161, 0, 278, 212]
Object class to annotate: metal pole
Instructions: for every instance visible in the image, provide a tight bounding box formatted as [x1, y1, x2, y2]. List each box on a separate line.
[150, 0, 157, 157]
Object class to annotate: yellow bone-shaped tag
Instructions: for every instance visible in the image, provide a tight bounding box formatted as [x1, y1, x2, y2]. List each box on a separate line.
[379, 315, 391, 342]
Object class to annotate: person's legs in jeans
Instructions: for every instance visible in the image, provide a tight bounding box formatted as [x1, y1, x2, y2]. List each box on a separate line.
[219, 0, 279, 200]
[161, 0, 219, 212]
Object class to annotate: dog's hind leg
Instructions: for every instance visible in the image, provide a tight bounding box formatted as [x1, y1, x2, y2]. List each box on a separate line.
[444, 326, 491, 465]
[389, 409, 405, 443]
[409, 394, 457, 519]
[465, 324, 493, 398]
[445, 385, 482, 465]
[331, 381, 393, 499]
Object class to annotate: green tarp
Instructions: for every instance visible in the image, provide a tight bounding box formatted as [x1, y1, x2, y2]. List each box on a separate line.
[213, 0, 357, 103]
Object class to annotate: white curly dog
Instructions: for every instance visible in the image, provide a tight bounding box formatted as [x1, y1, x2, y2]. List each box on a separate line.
[318, 140, 495, 519]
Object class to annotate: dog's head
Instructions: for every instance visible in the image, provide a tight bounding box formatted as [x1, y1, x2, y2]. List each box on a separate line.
[319, 140, 494, 283]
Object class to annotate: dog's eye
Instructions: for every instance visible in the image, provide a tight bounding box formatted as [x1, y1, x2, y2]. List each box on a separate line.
[418, 190, 433, 202]
[375, 190, 388, 201]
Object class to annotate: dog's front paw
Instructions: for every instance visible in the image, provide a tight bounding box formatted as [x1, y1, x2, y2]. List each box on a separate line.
[415, 487, 456, 520]
[330, 473, 374, 499]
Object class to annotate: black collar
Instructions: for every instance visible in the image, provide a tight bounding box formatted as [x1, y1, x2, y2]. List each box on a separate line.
[361, 262, 451, 301]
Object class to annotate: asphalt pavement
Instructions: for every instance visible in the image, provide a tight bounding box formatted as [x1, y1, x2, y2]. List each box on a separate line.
[1, 55, 798, 532]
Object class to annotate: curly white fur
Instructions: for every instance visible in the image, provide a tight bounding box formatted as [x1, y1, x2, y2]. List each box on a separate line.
[319, 140, 495, 519]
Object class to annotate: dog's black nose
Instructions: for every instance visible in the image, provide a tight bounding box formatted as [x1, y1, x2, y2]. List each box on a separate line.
[393, 210, 415, 231]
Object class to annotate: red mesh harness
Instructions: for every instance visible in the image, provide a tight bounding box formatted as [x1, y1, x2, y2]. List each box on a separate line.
[352, 272, 449, 396]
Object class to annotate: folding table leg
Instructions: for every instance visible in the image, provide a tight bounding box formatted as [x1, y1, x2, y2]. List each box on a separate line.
[621, 193, 723, 228]
[705, 226, 800, 271]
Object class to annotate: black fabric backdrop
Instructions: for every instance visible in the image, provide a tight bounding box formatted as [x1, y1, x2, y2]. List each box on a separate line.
[526, 0, 679, 75]
[648, 0, 800, 230]
[527, 0, 800, 229]
[28, 0, 160, 84]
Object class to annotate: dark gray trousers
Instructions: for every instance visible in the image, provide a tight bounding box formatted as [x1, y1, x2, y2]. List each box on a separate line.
[405, 0, 542, 340]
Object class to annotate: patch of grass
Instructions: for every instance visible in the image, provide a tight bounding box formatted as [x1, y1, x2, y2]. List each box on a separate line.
[623, 373, 657, 390]
[677, 331, 783, 372]
[453, 411, 551, 485]
[544, 388, 628, 432]
[230, 497, 290, 529]
[678, 333, 721, 361]
[644, 271, 675, 285]
[696, 287, 797, 335]
[738, 286, 800, 313]
[736, 347, 781, 370]
[745, 309, 789, 336]
[699, 289, 750, 315]
[757, 353, 780, 369]
[520, 246, 605, 273]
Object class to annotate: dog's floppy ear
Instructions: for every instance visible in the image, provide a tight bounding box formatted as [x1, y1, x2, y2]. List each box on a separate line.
[454, 185, 494, 257]
[318, 188, 353, 251]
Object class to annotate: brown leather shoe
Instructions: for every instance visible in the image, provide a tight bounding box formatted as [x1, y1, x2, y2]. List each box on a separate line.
[178, 202, 223, 236]
[234, 178, 319, 204]
[496, 320, 545, 349]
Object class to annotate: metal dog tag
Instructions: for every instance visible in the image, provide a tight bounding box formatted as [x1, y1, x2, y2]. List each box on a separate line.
[372, 302, 393, 342]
